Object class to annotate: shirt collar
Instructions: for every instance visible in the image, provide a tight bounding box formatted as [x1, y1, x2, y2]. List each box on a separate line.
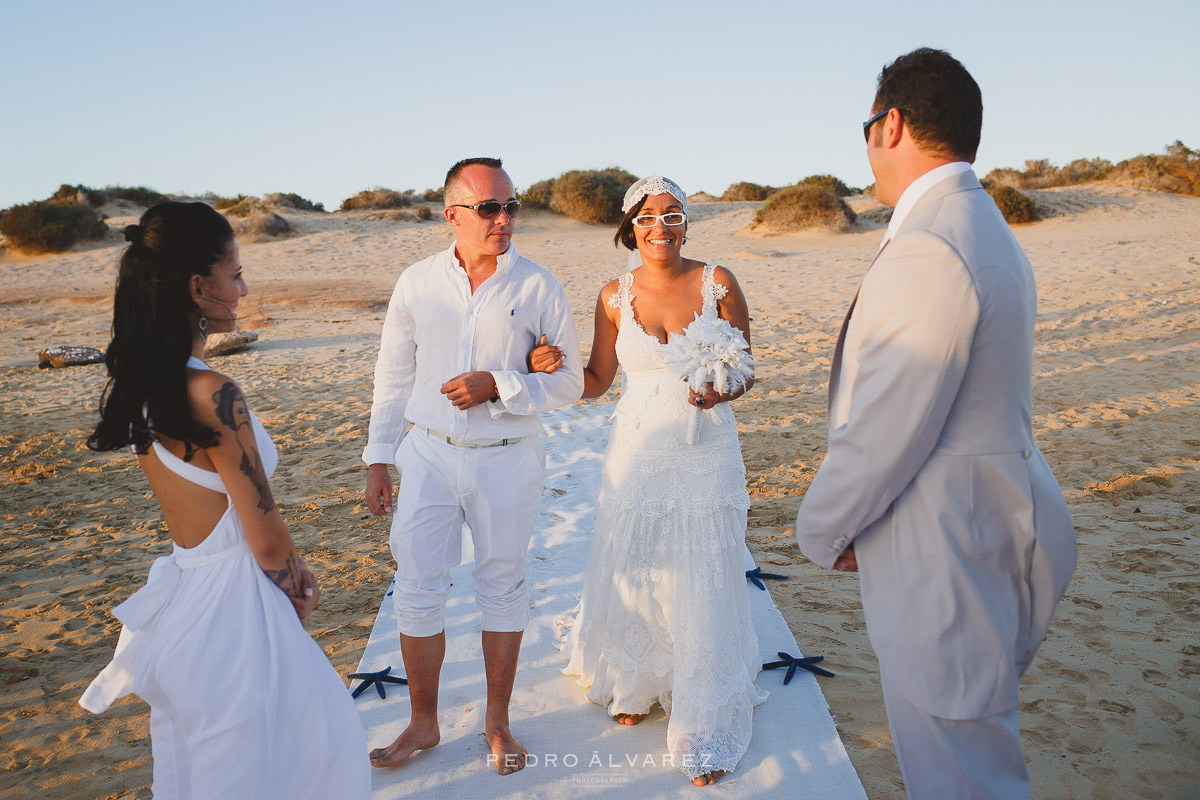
[446, 241, 520, 276]
[884, 161, 973, 243]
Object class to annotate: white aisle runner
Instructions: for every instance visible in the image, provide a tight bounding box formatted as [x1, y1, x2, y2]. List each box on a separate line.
[353, 403, 867, 799]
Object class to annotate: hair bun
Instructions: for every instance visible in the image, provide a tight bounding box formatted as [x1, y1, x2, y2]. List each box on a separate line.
[123, 224, 143, 244]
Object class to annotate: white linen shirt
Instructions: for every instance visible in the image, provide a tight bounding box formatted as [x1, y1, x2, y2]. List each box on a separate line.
[362, 242, 583, 464]
[835, 161, 974, 429]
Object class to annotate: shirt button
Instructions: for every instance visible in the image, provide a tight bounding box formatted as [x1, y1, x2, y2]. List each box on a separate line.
[1023, 449, 1032, 459]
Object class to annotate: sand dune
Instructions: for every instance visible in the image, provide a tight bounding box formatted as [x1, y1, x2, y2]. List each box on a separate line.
[1, 186, 1198, 798]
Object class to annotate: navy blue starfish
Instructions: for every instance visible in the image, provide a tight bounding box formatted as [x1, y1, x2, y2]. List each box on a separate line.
[349, 666, 408, 699]
[762, 651, 835, 683]
[745, 566, 787, 590]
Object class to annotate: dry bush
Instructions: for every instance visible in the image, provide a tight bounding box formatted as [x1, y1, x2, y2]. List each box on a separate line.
[102, 186, 168, 206]
[986, 159, 1113, 189]
[48, 184, 104, 206]
[518, 178, 556, 209]
[339, 188, 415, 211]
[984, 183, 1041, 224]
[984, 142, 1199, 196]
[1109, 141, 1200, 196]
[0, 201, 108, 253]
[237, 210, 291, 239]
[720, 182, 772, 201]
[420, 187, 443, 203]
[213, 194, 251, 211]
[796, 174, 857, 197]
[222, 198, 262, 218]
[754, 184, 856, 232]
[263, 192, 325, 212]
[548, 167, 637, 224]
[416, 206, 433, 220]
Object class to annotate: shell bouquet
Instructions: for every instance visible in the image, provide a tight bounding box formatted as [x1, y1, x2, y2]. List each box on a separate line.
[661, 312, 755, 443]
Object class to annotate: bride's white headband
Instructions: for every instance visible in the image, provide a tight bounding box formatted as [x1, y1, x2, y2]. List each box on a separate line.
[621, 176, 688, 214]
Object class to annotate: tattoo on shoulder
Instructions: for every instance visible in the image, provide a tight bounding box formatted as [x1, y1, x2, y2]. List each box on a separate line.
[211, 381, 277, 514]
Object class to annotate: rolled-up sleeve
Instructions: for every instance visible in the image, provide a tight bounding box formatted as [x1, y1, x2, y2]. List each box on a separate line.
[363, 277, 416, 465]
[488, 281, 584, 417]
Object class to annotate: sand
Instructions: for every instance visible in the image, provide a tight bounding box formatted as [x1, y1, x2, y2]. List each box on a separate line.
[1, 184, 1198, 799]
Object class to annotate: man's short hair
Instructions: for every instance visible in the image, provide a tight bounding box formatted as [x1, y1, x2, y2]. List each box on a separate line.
[443, 157, 505, 206]
[874, 48, 982, 161]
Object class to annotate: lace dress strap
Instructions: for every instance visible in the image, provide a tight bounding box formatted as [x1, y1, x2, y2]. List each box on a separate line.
[701, 263, 728, 317]
[607, 272, 635, 316]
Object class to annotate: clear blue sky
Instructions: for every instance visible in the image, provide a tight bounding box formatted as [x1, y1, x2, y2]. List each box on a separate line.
[2, 0, 1196, 210]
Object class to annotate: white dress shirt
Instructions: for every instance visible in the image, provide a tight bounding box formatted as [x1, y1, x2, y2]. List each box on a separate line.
[835, 161, 974, 429]
[363, 242, 583, 464]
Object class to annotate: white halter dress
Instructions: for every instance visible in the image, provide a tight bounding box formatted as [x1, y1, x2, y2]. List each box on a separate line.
[559, 265, 766, 780]
[80, 357, 370, 800]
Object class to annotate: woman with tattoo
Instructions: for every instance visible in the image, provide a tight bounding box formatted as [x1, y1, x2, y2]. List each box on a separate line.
[81, 201, 370, 799]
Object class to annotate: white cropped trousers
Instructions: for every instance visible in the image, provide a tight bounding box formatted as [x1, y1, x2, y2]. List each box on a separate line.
[389, 430, 546, 637]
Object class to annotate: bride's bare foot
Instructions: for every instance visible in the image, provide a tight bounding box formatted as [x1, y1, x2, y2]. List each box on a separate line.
[486, 723, 527, 775]
[369, 720, 440, 768]
[692, 770, 726, 786]
[613, 712, 647, 726]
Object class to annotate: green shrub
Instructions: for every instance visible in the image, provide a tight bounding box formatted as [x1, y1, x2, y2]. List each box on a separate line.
[420, 187, 444, 203]
[339, 188, 414, 211]
[518, 178, 556, 209]
[984, 183, 1041, 223]
[263, 192, 325, 212]
[720, 182, 772, 201]
[796, 174, 856, 197]
[548, 168, 636, 224]
[754, 184, 856, 231]
[0, 201, 108, 253]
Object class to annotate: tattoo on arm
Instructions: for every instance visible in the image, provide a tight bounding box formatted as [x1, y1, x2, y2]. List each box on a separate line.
[212, 382, 277, 514]
[263, 550, 303, 598]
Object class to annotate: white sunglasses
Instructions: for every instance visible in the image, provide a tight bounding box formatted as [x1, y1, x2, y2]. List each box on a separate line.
[632, 212, 687, 227]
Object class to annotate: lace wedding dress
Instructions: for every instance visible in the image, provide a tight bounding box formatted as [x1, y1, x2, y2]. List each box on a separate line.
[560, 264, 766, 780]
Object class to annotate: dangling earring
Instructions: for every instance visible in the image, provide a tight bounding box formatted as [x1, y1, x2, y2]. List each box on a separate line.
[198, 312, 208, 337]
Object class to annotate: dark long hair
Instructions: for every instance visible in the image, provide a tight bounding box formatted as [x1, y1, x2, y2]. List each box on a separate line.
[87, 201, 234, 455]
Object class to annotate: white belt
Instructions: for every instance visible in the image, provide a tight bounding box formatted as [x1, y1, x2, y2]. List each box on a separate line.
[413, 424, 521, 449]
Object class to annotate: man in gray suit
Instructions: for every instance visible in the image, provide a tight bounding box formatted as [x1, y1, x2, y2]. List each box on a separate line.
[795, 48, 1077, 799]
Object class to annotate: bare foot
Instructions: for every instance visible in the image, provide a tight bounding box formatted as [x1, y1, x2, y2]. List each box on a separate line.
[613, 712, 647, 726]
[369, 720, 440, 768]
[486, 723, 527, 775]
[692, 770, 726, 787]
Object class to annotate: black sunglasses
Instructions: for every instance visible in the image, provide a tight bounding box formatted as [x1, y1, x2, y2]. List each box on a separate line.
[451, 200, 521, 219]
[862, 107, 896, 143]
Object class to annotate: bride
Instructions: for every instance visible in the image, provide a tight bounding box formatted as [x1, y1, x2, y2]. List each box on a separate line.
[536, 176, 765, 786]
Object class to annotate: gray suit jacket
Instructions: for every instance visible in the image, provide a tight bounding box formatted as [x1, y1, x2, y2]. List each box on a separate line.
[795, 169, 1077, 720]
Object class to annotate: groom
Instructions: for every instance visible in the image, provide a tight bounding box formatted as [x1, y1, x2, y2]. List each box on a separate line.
[363, 157, 583, 773]
[794, 49, 1077, 799]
